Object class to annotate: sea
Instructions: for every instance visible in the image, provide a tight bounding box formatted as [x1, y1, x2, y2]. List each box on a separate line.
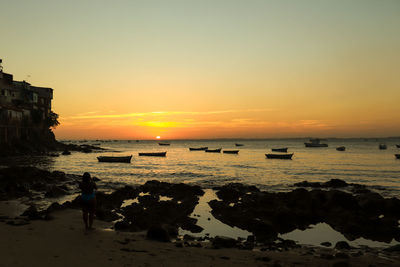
[4, 138, 400, 197]
[2, 138, 400, 247]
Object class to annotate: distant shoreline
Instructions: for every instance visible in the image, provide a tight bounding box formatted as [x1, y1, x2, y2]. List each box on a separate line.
[58, 136, 400, 142]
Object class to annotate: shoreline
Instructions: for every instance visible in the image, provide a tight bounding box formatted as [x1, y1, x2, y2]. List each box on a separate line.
[1, 208, 399, 267]
[1, 166, 400, 266]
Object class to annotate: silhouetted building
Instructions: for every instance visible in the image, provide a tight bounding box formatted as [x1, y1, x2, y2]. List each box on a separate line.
[0, 60, 54, 144]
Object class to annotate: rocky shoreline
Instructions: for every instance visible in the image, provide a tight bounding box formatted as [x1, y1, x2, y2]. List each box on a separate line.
[1, 166, 400, 265]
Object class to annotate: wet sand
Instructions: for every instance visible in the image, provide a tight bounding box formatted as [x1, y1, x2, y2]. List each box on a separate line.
[1, 208, 399, 267]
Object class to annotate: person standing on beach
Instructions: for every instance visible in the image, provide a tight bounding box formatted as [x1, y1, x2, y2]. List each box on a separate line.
[79, 172, 97, 230]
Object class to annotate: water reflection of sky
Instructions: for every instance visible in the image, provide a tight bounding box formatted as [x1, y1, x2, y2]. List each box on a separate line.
[281, 223, 399, 248]
[2, 139, 400, 197]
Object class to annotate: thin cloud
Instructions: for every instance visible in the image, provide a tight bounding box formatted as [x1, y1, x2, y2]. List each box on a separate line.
[66, 108, 275, 120]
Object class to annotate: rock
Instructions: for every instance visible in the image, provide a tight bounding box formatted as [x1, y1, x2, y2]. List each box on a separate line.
[383, 244, 400, 252]
[324, 179, 348, 188]
[45, 185, 68, 198]
[183, 234, 196, 241]
[294, 179, 348, 188]
[335, 241, 351, 250]
[180, 221, 203, 233]
[247, 235, 255, 242]
[62, 150, 71, 155]
[114, 221, 131, 231]
[146, 225, 170, 242]
[21, 205, 42, 220]
[95, 208, 120, 222]
[215, 183, 259, 202]
[241, 241, 254, 250]
[279, 239, 298, 249]
[164, 225, 178, 237]
[321, 241, 332, 247]
[294, 181, 322, 187]
[212, 236, 237, 248]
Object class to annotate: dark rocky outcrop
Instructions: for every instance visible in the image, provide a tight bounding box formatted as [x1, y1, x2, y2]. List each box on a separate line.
[115, 180, 204, 234]
[146, 224, 171, 242]
[0, 167, 73, 200]
[335, 241, 351, 250]
[209, 183, 400, 244]
[212, 236, 238, 248]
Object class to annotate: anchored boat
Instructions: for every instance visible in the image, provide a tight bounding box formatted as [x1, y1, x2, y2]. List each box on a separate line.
[223, 150, 239, 154]
[189, 147, 208, 151]
[97, 155, 132, 163]
[304, 138, 328, 147]
[158, 143, 170, 146]
[138, 152, 167, 157]
[271, 148, 288, 152]
[265, 153, 293, 159]
[336, 146, 346, 151]
[205, 148, 222, 153]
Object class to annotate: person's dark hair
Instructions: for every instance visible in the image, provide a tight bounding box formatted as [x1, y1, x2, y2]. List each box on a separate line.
[82, 172, 91, 183]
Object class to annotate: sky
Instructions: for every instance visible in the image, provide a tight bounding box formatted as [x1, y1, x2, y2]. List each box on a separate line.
[1, 0, 399, 139]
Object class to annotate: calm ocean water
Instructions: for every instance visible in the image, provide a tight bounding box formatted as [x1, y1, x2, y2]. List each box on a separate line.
[4, 138, 400, 197]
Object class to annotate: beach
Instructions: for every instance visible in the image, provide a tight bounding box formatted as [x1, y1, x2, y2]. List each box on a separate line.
[1, 208, 399, 267]
[1, 166, 400, 266]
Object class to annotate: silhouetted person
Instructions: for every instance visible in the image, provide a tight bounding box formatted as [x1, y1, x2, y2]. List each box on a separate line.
[79, 172, 97, 230]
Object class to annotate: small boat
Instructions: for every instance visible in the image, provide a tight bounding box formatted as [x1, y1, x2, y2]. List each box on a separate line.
[189, 147, 208, 151]
[396, 144, 400, 148]
[336, 146, 346, 151]
[97, 155, 132, 163]
[304, 138, 328, 147]
[62, 150, 71, 155]
[266, 153, 293, 159]
[223, 150, 239, 154]
[379, 144, 387, 150]
[395, 154, 400, 159]
[205, 148, 222, 153]
[138, 152, 167, 157]
[271, 148, 288, 152]
[235, 143, 244, 147]
[158, 143, 170, 146]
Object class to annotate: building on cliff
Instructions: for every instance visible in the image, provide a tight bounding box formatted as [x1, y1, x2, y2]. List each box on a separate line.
[0, 59, 54, 145]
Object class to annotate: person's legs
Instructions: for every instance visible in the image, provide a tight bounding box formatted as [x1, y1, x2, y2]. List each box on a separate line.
[88, 212, 94, 229]
[82, 211, 89, 229]
[88, 198, 96, 230]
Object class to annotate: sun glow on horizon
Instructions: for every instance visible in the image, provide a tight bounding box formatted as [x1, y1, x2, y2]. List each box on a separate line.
[156, 136, 161, 139]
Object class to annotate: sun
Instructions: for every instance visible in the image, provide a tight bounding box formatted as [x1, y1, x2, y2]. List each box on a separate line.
[156, 136, 161, 139]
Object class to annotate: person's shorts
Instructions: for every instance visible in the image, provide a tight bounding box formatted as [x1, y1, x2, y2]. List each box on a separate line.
[82, 198, 96, 213]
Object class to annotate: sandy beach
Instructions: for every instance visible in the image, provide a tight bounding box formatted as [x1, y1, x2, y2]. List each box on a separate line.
[0, 206, 399, 267]
[1, 166, 400, 266]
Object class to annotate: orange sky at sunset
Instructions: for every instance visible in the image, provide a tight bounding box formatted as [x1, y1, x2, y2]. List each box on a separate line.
[2, 0, 399, 139]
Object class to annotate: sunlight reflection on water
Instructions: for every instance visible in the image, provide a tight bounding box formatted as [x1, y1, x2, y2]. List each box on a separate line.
[3, 139, 399, 196]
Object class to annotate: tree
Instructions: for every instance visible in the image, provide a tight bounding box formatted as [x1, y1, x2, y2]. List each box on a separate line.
[45, 111, 60, 128]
